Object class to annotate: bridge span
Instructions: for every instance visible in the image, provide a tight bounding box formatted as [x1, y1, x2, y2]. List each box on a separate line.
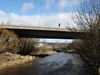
[0, 25, 87, 39]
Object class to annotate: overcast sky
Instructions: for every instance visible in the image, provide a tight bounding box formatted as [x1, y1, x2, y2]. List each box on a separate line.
[0, 0, 86, 43]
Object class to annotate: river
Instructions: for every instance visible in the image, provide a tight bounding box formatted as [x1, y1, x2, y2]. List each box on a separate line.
[0, 53, 91, 75]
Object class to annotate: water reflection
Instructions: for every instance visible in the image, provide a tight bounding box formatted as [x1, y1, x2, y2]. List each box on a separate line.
[0, 53, 91, 75]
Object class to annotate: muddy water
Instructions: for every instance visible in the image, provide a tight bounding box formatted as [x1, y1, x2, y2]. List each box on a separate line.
[0, 53, 91, 75]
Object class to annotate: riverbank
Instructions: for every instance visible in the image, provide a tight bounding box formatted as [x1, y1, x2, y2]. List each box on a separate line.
[0, 52, 40, 71]
[0, 50, 57, 71]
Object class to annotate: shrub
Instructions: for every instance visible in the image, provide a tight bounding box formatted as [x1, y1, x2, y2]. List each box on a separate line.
[67, 40, 82, 53]
[18, 38, 37, 55]
[0, 28, 21, 53]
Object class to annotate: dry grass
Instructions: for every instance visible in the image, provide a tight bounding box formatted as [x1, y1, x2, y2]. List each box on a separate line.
[0, 52, 39, 71]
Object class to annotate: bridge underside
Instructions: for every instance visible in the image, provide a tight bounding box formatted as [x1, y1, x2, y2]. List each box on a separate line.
[7, 29, 87, 39]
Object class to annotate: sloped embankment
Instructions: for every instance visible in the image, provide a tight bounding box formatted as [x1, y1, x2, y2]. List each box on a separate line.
[0, 52, 39, 71]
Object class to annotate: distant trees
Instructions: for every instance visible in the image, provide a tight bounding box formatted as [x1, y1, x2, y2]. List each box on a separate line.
[73, 0, 100, 74]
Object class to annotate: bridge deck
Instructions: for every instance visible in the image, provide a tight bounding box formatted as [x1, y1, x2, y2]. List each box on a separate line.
[0, 25, 87, 39]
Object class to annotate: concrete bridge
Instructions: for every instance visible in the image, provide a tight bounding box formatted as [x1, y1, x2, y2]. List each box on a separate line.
[0, 25, 88, 39]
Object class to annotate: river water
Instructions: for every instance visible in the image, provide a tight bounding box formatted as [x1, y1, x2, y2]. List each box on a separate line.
[0, 53, 91, 75]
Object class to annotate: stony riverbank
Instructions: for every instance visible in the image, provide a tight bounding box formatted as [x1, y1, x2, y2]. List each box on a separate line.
[0, 50, 57, 71]
[0, 52, 40, 70]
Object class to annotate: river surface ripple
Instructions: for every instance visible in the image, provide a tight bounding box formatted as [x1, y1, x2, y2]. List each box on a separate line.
[0, 53, 91, 75]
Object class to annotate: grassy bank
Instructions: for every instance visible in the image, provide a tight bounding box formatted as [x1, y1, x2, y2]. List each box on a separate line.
[0, 52, 40, 71]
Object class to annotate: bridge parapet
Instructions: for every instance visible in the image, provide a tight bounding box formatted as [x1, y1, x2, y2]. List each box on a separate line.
[0, 25, 81, 32]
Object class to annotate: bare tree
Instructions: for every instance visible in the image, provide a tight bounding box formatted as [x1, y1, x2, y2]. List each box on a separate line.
[73, 0, 100, 74]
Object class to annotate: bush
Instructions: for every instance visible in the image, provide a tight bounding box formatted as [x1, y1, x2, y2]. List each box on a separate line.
[18, 38, 37, 55]
[0, 29, 21, 53]
[67, 40, 82, 53]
